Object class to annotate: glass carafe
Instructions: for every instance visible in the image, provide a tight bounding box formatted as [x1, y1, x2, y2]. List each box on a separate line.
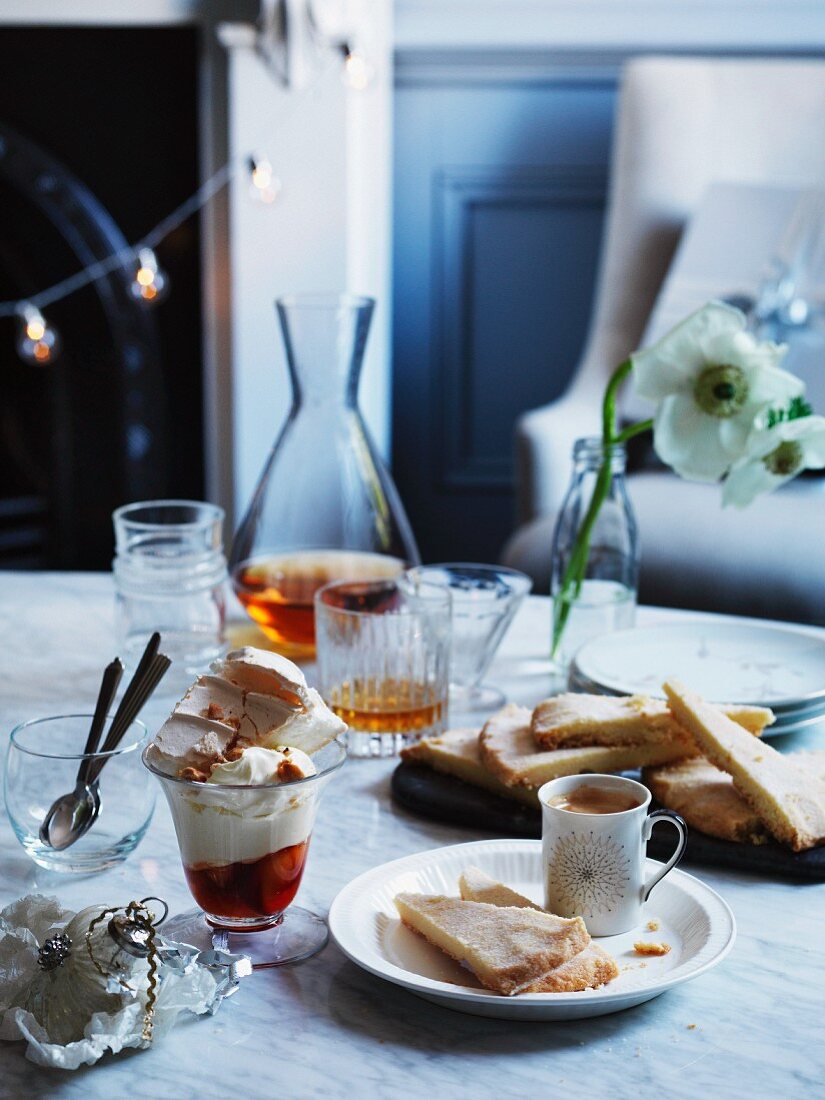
[230, 293, 420, 658]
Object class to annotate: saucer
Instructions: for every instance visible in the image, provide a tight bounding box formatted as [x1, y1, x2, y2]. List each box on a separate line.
[328, 838, 735, 1021]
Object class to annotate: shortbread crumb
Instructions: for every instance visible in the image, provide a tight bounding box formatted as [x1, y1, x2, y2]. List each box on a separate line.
[646, 919, 660, 931]
[633, 941, 671, 957]
[687, 1024, 697, 1030]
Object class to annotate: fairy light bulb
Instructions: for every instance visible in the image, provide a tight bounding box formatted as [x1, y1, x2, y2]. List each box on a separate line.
[16, 303, 60, 364]
[248, 156, 281, 204]
[130, 248, 168, 305]
[341, 43, 372, 90]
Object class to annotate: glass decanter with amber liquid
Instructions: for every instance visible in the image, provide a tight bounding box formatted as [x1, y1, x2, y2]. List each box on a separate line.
[230, 294, 420, 659]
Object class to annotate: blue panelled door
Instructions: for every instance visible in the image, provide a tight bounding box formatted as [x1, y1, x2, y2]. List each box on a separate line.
[392, 75, 616, 561]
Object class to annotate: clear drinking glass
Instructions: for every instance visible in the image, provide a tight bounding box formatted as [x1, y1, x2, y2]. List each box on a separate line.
[550, 438, 639, 670]
[314, 578, 451, 757]
[5, 715, 154, 873]
[230, 294, 420, 660]
[113, 500, 228, 678]
[405, 564, 532, 714]
[143, 738, 346, 968]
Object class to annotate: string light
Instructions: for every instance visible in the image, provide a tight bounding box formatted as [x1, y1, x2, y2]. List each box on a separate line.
[341, 43, 372, 91]
[130, 248, 169, 305]
[248, 155, 281, 204]
[0, 35, 368, 365]
[15, 303, 60, 364]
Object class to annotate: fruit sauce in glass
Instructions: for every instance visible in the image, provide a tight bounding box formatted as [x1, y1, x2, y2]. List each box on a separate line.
[183, 839, 310, 927]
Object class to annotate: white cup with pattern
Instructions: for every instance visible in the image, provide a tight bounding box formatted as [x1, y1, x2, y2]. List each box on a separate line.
[538, 774, 687, 936]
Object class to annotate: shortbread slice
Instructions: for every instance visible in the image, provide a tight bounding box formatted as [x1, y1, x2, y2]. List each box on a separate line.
[645, 753, 825, 845]
[664, 680, 825, 852]
[458, 868, 619, 993]
[401, 728, 538, 806]
[532, 693, 773, 749]
[479, 704, 697, 789]
[458, 866, 542, 909]
[644, 758, 770, 844]
[394, 893, 589, 996]
[523, 944, 620, 993]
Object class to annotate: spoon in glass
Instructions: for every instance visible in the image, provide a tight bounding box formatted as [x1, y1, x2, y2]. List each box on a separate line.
[39, 657, 123, 849]
[40, 633, 169, 850]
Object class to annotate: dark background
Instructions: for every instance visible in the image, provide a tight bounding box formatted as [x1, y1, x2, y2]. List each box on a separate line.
[0, 26, 203, 568]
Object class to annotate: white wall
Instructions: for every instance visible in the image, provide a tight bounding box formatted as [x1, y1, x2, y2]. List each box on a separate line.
[222, 1, 393, 528]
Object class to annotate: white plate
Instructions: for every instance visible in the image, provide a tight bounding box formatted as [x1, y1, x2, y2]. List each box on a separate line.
[574, 621, 825, 708]
[328, 839, 736, 1021]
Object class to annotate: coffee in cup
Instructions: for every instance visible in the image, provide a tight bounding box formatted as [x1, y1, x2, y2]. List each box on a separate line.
[548, 784, 643, 815]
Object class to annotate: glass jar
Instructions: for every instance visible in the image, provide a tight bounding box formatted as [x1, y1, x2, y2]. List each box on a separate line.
[230, 294, 420, 660]
[550, 437, 639, 669]
[113, 500, 227, 676]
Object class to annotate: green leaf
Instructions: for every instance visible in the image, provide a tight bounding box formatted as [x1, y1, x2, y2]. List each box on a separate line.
[766, 395, 813, 428]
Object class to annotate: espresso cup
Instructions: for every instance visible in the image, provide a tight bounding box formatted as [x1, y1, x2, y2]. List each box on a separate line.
[538, 774, 688, 936]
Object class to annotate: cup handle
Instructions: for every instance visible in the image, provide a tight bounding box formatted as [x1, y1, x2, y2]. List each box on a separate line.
[642, 809, 688, 901]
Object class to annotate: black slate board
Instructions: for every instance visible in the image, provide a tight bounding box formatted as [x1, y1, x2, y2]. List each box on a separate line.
[392, 761, 825, 882]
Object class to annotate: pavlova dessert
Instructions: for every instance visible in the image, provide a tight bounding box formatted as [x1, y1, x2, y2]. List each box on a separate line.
[145, 648, 346, 927]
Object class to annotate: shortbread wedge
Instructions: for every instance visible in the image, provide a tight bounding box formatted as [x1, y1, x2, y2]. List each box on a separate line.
[532, 693, 773, 749]
[394, 893, 589, 995]
[645, 753, 825, 845]
[523, 944, 620, 993]
[664, 680, 825, 852]
[644, 758, 770, 844]
[401, 728, 538, 806]
[458, 866, 542, 909]
[479, 704, 697, 789]
[457, 868, 618, 992]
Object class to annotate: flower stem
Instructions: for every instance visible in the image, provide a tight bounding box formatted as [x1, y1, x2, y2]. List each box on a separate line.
[616, 418, 654, 444]
[551, 358, 633, 659]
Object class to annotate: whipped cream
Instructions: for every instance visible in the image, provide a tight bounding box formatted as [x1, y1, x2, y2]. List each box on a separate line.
[208, 745, 316, 786]
[167, 781, 318, 867]
[149, 646, 345, 775]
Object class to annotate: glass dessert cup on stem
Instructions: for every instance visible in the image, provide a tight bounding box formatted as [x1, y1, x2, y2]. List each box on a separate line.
[405, 564, 532, 716]
[143, 738, 346, 968]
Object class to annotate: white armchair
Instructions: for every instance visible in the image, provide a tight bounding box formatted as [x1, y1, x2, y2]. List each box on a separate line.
[505, 56, 825, 624]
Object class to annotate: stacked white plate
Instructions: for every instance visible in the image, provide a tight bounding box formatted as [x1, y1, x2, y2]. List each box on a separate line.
[569, 620, 825, 737]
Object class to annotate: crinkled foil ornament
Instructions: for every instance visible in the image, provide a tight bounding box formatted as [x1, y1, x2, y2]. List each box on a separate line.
[0, 894, 251, 1069]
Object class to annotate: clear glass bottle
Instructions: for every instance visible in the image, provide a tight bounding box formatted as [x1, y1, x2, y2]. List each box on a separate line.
[230, 294, 420, 659]
[550, 437, 639, 669]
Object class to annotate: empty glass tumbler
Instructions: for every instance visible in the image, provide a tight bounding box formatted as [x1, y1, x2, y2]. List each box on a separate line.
[314, 578, 451, 757]
[406, 564, 532, 713]
[113, 500, 228, 677]
[230, 294, 420, 660]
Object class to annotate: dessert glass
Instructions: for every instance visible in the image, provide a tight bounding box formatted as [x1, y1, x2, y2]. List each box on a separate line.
[404, 564, 532, 714]
[143, 738, 346, 967]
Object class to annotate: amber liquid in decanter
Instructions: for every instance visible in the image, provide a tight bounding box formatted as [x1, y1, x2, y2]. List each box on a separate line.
[232, 550, 406, 655]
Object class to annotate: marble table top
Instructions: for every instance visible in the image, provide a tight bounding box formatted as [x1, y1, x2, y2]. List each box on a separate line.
[0, 573, 822, 1098]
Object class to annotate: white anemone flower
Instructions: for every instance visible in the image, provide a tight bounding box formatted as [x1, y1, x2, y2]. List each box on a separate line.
[722, 414, 825, 508]
[632, 302, 803, 481]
